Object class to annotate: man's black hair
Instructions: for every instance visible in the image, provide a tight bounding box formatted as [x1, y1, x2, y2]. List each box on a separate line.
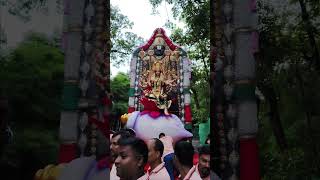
[152, 138, 164, 157]
[112, 130, 132, 139]
[125, 128, 136, 136]
[198, 145, 210, 156]
[159, 133, 165, 138]
[174, 140, 194, 167]
[118, 137, 148, 165]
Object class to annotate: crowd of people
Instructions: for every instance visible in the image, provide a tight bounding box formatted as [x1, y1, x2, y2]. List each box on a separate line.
[109, 129, 220, 180]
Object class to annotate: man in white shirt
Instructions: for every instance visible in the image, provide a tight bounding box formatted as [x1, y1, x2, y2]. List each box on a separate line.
[159, 133, 174, 158]
[196, 145, 221, 180]
[114, 137, 148, 180]
[143, 138, 170, 180]
[110, 130, 132, 180]
[195, 145, 210, 180]
[159, 133, 175, 180]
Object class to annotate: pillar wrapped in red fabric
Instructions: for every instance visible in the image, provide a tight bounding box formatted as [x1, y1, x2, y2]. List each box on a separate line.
[58, 143, 77, 163]
[184, 105, 192, 123]
[128, 107, 135, 113]
[240, 137, 260, 180]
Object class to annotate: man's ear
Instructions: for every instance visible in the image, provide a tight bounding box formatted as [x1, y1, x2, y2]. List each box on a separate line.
[137, 156, 144, 167]
[156, 151, 161, 159]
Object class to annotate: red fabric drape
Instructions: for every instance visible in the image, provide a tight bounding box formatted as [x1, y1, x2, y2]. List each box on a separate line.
[240, 137, 260, 180]
[89, 116, 109, 139]
[139, 28, 179, 51]
[97, 156, 111, 169]
[128, 107, 135, 113]
[58, 143, 77, 163]
[184, 105, 192, 123]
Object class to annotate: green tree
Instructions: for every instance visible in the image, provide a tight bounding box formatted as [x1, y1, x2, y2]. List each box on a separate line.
[149, 0, 320, 179]
[110, 72, 130, 129]
[257, 0, 320, 179]
[111, 5, 145, 67]
[0, 1, 144, 68]
[0, 32, 64, 180]
[0, 0, 61, 22]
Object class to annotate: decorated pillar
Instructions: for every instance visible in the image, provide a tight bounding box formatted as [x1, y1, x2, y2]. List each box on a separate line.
[212, 0, 260, 179]
[233, 0, 260, 179]
[59, 0, 110, 163]
[212, 0, 231, 178]
[58, 0, 85, 163]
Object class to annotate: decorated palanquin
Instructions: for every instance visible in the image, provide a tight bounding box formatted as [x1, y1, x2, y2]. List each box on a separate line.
[125, 28, 193, 142]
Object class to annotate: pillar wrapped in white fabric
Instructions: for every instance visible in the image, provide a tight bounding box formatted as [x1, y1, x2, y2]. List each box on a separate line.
[184, 93, 191, 104]
[129, 57, 137, 87]
[183, 57, 192, 87]
[130, 57, 137, 70]
[66, 0, 85, 27]
[128, 97, 135, 107]
[233, 0, 258, 29]
[64, 32, 82, 79]
[59, 111, 79, 142]
[234, 32, 256, 80]
[237, 101, 258, 136]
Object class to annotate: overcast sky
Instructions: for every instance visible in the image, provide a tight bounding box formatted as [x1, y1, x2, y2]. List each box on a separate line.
[0, 0, 184, 77]
[111, 0, 184, 39]
[1, 0, 62, 48]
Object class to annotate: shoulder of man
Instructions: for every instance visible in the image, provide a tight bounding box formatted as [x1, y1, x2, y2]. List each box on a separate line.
[58, 157, 95, 180]
[137, 173, 148, 180]
[210, 171, 221, 180]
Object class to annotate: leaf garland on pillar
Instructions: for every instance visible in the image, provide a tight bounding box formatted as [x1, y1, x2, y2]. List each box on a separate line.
[222, 0, 240, 178]
[213, 0, 229, 176]
[78, 0, 111, 157]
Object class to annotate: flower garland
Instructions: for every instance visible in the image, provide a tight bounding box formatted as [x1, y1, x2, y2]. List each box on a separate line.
[212, 0, 229, 176]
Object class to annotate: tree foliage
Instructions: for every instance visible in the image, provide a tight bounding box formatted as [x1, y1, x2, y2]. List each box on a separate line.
[257, 0, 320, 179]
[0, 0, 61, 22]
[0, 33, 63, 180]
[0, 1, 143, 68]
[110, 72, 130, 130]
[111, 5, 145, 67]
[150, 0, 320, 178]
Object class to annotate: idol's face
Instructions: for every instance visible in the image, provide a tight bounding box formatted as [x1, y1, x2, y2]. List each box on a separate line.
[154, 45, 165, 56]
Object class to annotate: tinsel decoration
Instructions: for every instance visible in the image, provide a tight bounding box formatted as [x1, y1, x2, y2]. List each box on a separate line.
[222, 0, 240, 179]
[77, 0, 95, 156]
